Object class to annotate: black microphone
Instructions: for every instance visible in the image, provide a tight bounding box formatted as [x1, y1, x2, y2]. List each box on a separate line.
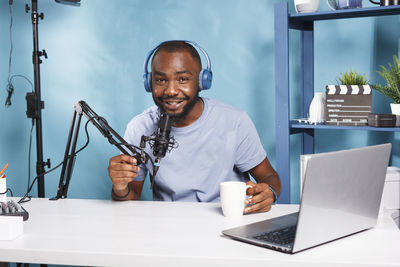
[153, 112, 173, 160]
[151, 112, 175, 179]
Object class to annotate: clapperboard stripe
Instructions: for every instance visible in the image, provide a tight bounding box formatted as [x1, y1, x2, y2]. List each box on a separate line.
[326, 85, 371, 95]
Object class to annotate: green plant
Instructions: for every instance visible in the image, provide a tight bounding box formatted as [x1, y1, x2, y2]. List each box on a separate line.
[373, 54, 400, 104]
[336, 69, 369, 85]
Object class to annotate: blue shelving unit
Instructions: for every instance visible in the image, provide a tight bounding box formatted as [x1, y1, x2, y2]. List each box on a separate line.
[274, 2, 400, 204]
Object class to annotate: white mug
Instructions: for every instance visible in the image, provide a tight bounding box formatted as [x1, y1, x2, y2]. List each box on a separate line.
[294, 0, 320, 13]
[220, 181, 252, 217]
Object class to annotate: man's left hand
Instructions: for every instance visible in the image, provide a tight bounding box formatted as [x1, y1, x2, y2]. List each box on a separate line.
[244, 181, 275, 214]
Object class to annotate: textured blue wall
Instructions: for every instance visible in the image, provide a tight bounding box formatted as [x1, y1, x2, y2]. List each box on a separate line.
[0, 0, 399, 203]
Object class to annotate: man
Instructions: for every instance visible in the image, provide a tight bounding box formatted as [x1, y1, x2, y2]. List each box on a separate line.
[108, 41, 281, 214]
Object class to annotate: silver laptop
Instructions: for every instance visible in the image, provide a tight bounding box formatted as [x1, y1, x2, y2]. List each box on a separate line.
[222, 143, 392, 253]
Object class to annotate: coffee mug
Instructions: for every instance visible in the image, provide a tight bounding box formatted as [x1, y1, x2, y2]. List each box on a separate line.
[220, 181, 252, 217]
[294, 0, 320, 13]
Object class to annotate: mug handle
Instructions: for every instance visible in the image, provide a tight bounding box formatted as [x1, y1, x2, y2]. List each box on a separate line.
[245, 184, 253, 197]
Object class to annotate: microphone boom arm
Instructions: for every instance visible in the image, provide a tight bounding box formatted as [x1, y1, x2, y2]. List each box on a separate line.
[52, 100, 146, 200]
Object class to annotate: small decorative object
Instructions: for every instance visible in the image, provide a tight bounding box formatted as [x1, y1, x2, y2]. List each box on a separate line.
[372, 54, 400, 126]
[308, 92, 326, 124]
[326, 70, 372, 126]
[367, 113, 396, 127]
[294, 0, 320, 13]
[327, 0, 363, 9]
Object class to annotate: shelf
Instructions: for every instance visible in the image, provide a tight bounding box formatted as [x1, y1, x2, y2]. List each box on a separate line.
[289, 5, 400, 29]
[290, 120, 400, 132]
[274, 2, 400, 203]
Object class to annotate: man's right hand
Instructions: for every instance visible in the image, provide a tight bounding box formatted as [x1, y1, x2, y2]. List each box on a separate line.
[108, 154, 140, 191]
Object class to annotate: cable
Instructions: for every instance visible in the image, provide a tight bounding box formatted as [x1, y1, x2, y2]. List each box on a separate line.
[5, 1, 33, 107]
[27, 120, 35, 192]
[5, 3, 14, 107]
[10, 75, 34, 92]
[8, 2, 13, 85]
[18, 119, 92, 204]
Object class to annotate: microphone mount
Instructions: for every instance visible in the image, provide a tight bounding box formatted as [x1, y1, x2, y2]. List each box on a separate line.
[53, 101, 153, 200]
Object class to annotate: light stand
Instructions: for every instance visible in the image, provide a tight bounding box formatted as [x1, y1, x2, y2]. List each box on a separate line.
[25, 0, 49, 198]
[24, 0, 81, 198]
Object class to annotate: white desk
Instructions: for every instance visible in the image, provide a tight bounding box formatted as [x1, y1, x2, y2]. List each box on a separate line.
[0, 198, 399, 267]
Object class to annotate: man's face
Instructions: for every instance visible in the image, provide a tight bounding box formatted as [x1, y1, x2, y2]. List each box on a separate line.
[151, 50, 201, 123]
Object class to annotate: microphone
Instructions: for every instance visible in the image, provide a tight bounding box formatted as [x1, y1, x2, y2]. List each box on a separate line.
[154, 112, 173, 158]
[152, 112, 174, 177]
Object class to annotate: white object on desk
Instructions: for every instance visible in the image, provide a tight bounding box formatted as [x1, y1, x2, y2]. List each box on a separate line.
[220, 181, 251, 217]
[0, 178, 7, 202]
[0, 216, 23, 241]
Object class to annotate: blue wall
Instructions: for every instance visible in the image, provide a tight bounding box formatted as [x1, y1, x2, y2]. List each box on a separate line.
[0, 0, 399, 203]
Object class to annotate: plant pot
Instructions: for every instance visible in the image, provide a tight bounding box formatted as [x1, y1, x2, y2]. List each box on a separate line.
[390, 103, 400, 127]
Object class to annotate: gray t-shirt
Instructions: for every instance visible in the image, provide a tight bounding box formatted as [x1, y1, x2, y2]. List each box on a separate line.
[123, 97, 266, 202]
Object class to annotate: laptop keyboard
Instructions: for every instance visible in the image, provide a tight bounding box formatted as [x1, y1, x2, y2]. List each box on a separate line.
[252, 225, 296, 245]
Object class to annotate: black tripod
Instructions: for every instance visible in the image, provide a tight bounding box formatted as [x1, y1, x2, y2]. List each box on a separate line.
[25, 0, 49, 198]
[24, 0, 81, 198]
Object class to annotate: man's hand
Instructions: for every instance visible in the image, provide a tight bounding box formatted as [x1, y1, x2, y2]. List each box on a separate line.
[108, 154, 140, 191]
[244, 181, 275, 214]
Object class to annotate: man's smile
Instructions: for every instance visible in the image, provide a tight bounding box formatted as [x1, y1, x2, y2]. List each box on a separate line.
[161, 98, 188, 111]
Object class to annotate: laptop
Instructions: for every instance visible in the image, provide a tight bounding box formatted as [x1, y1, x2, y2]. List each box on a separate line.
[222, 143, 392, 253]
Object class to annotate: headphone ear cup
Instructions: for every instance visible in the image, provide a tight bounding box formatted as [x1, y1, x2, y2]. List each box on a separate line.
[144, 72, 152, 92]
[199, 69, 212, 90]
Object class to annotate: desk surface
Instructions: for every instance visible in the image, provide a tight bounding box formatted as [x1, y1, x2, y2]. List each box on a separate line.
[0, 198, 399, 267]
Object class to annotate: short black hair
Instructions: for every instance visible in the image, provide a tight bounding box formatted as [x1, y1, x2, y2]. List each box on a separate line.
[151, 41, 202, 68]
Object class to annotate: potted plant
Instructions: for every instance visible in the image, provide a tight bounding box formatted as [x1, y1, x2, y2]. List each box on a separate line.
[337, 69, 369, 85]
[372, 54, 400, 126]
[325, 70, 372, 126]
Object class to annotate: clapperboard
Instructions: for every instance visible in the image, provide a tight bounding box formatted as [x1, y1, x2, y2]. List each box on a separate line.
[325, 85, 372, 126]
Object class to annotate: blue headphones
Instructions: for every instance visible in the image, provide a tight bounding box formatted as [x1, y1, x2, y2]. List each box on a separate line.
[143, 40, 213, 92]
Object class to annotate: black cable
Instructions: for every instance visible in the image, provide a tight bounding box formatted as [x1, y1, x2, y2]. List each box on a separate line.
[7, 188, 13, 197]
[27, 120, 35, 192]
[18, 160, 64, 204]
[10, 75, 34, 92]
[5, 3, 14, 107]
[18, 119, 92, 204]
[5, 1, 34, 107]
[0, 188, 14, 197]
[8, 2, 13, 85]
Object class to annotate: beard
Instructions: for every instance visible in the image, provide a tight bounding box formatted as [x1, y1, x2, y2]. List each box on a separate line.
[153, 90, 200, 124]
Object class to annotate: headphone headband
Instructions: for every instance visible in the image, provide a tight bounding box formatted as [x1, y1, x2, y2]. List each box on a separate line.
[143, 40, 213, 92]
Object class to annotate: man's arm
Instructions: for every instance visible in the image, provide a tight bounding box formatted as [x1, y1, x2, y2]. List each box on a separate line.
[244, 157, 281, 213]
[108, 154, 144, 201]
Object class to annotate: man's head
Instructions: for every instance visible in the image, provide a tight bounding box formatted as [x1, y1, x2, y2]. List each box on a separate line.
[150, 41, 203, 125]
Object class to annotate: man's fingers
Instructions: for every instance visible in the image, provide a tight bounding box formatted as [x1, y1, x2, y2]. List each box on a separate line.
[110, 162, 140, 173]
[110, 155, 137, 165]
[247, 183, 268, 195]
[244, 199, 271, 214]
[109, 170, 138, 179]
